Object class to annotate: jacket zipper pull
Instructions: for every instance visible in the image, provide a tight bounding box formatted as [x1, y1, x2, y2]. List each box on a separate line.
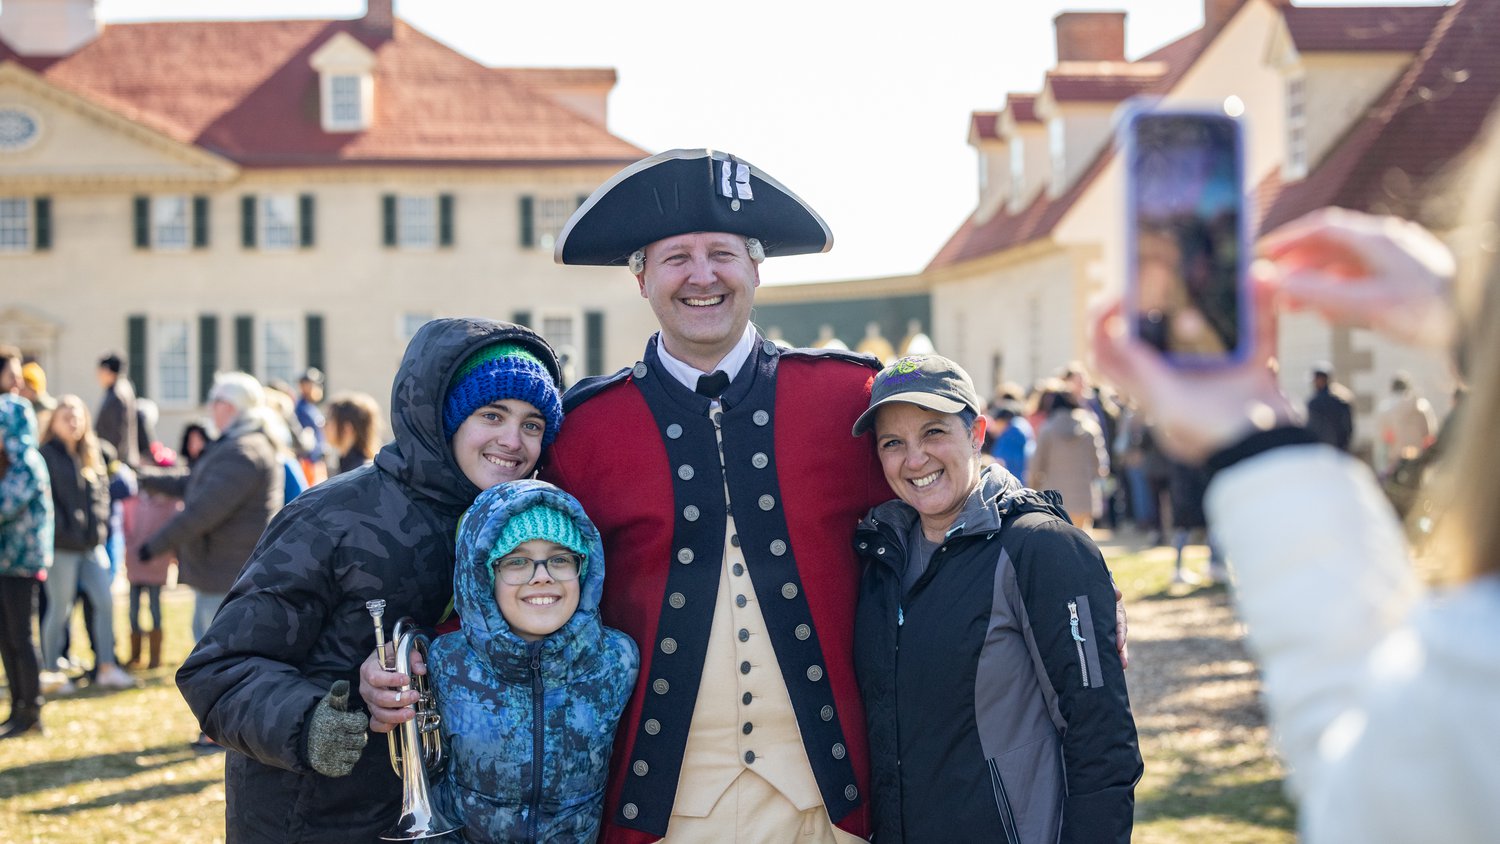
[1068, 600, 1090, 688]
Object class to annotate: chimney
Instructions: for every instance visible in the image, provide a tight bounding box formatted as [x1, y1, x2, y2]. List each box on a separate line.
[1053, 11, 1127, 63]
[1204, 0, 1247, 34]
[0, 0, 101, 57]
[360, 0, 394, 39]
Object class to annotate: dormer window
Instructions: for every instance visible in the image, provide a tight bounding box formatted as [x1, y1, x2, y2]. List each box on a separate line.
[1010, 140, 1026, 207]
[330, 75, 363, 126]
[310, 32, 376, 133]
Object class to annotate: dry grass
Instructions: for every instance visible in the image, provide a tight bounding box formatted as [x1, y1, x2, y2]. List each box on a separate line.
[0, 536, 1296, 843]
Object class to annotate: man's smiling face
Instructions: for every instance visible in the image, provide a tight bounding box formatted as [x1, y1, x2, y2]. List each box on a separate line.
[637, 231, 760, 371]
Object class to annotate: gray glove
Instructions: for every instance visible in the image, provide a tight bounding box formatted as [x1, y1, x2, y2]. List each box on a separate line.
[306, 680, 368, 778]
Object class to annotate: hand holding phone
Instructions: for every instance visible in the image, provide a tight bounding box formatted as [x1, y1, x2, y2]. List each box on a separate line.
[1122, 106, 1251, 367]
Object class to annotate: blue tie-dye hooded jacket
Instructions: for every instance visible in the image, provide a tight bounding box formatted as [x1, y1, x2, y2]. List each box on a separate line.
[429, 479, 639, 844]
[0, 395, 53, 579]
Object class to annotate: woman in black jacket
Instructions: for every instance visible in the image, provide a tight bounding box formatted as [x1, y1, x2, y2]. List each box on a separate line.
[850, 355, 1141, 844]
[38, 394, 132, 693]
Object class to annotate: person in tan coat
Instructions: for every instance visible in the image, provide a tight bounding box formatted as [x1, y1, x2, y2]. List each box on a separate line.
[1029, 389, 1109, 529]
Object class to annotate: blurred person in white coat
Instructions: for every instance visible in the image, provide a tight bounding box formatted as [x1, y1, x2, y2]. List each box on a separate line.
[1092, 119, 1500, 840]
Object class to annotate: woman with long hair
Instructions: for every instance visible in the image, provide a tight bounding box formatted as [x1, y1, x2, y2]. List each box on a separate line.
[38, 394, 132, 693]
[324, 391, 380, 476]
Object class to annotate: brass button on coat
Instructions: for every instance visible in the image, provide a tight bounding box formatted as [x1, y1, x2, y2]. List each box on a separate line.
[781, 582, 798, 599]
[644, 719, 661, 735]
[660, 638, 678, 654]
[669, 592, 686, 609]
[666, 423, 682, 439]
[677, 548, 694, 564]
[653, 679, 669, 695]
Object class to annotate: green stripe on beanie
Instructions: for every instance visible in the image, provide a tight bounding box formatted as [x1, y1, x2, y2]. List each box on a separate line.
[493, 503, 589, 578]
[451, 343, 543, 384]
[442, 341, 563, 446]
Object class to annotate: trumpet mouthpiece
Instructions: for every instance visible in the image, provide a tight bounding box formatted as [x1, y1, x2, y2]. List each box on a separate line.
[366, 599, 386, 618]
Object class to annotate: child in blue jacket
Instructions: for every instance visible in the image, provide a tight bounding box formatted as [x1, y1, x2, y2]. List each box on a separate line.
[428, 478, 639, 843]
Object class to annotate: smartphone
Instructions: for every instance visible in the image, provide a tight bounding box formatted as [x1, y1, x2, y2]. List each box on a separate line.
[1121, 106, 1250, 366]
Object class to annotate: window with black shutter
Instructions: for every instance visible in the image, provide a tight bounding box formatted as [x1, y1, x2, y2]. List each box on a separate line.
[33, 197, 51, 251]
[241, 195, 257, 248]
[192, 195, 210, 249]
[234, 315, 254, 373]
[299, 194, 316, 248]
[198, 315, 219, 402]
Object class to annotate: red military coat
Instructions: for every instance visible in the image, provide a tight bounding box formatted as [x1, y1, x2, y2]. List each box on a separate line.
[542, 335, 889, 843]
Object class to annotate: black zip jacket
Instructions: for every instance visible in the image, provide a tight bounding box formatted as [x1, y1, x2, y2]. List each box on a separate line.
[853, 465, 1141, 844]
[40, 440, 110, 552]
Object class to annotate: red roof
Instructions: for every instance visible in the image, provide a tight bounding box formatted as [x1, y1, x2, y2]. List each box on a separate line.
[929, 1, 1468, 272]
[970, 111, 1001, 141]
[931, 26, 1210, 271]
[1283, 4, 1447, 52]
[0, 18, 644, 167]
[1261, 0, 1497, 232]
[1046, 70, 1165, 102]
[1007, 94, 1041, 123]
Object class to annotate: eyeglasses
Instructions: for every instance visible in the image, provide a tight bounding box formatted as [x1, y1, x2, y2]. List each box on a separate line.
[492, 553, 583, 586]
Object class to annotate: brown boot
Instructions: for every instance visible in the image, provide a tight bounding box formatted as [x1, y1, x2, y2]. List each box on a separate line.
[147, 629, 164, 670]
[125, 631, 143, 669]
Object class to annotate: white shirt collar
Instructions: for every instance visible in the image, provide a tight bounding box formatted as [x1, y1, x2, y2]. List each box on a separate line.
[653, 323, 758, 392]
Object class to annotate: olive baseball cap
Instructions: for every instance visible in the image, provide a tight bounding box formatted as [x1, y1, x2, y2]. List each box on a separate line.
[851, 354, 984, 436]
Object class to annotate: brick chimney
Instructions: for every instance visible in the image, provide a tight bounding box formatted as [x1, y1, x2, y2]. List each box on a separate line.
[360, 0, 394, 39]
[1204, 0, 1248, 34]
[1053, 11, 1127, 62]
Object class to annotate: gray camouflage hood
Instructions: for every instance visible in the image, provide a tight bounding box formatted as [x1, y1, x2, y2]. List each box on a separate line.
[374, 317, 563, 515]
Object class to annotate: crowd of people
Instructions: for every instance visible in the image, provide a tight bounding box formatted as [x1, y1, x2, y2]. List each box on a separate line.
[0, 116, 1495, 843]
[0, 346, 383, 743]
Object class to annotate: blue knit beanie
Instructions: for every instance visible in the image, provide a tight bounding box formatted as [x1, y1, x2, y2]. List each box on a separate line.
[493, 503, 589, 579]
[443, 342, 563, 446]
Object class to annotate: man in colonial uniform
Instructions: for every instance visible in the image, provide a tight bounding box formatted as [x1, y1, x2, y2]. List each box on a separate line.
[543, 149, 887, 842]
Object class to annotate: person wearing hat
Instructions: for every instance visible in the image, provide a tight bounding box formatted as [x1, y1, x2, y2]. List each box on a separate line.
[177, 318, 564, 842]
[850, 353, 1141, 843]
[510, 149, 888, 842]
[18, 361, 57, 435]
[408, 479, 637, 842]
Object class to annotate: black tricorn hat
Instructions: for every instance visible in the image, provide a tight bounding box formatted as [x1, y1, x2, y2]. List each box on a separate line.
[554, 148, 833, 266]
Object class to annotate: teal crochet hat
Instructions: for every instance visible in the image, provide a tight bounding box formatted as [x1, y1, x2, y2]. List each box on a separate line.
[493, 503, 589, 578]
[443, 342, 563, 446]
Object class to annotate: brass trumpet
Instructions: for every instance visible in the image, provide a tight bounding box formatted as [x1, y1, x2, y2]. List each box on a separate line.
[367, 599, 462, 841]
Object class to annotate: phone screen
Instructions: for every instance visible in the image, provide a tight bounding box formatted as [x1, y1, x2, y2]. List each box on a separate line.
[1126, 112, 1245, 362]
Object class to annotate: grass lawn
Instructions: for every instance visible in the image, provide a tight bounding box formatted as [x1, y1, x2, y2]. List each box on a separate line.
[1, 539, 1297, 843]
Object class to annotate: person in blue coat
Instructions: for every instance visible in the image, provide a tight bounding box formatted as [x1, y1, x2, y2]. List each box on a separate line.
[429, 479, 639, 842]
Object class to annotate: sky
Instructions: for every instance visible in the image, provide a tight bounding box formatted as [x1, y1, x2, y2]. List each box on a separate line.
[95, 0, 1447, 284]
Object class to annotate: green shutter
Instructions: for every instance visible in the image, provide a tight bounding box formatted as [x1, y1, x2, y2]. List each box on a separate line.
[438, 193, 454, 247]
[33, 197, 51, 251]
[299, 194, 315, 247]
[585, 310, 605, 377]
[198, 314, 219, 403]
[234, 315, 254, 373]
[518, 195, 534, 248]
[511, 311, 531, 329]
[382, 194, 397, 246]
[127, 315, 148, 398]
[133, 196, 150, 248]
[192, 195, 210, 249]
[241, 195, 256, 248]
[306, 314, 325, 374]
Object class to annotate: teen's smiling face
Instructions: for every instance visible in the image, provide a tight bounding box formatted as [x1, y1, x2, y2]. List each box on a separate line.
[637, 232, 760, 372]
[450, 399, 545, 490]
[493, 539, 582, 641]
[874, 403, 987, 542]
